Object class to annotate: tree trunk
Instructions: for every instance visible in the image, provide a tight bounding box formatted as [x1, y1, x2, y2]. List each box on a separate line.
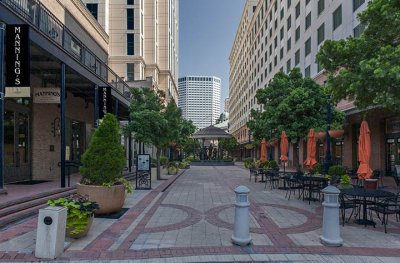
[156, 147, 161, 180]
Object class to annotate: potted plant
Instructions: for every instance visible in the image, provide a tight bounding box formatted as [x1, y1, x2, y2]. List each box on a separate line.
[244, 157, 255, 168]
[340, 174, 351, 189]
[160, 156, 168, 168]
[327, 165, 346, 185]
[268, 160, 279, 170]
[48, 194, 99, 239]
[78, 114, 130, 215]
[168, 161, 178, 175]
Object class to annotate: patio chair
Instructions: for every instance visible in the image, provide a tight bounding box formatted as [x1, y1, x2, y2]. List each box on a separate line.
[249, 167, 258, 182]
[395, 165, 400, 187]
[267, 170, 280, 190]
[285, 172, 303, 200]
[369, 192, 400, 233]
[339, 193, 358, 226]
[372, 169, 384, 188]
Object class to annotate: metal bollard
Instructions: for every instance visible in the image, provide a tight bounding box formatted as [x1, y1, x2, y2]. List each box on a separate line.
[35, 206, 68, 259]
[232, 185, 252, 246]
[320, 185, 343, 247]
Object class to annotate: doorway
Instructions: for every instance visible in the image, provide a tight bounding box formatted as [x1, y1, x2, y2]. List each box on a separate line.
[386, 136, 400, 176]
[4, 103, 31, 183]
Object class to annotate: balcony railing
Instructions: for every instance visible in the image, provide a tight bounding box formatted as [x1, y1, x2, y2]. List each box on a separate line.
[1, 0, 132, 100]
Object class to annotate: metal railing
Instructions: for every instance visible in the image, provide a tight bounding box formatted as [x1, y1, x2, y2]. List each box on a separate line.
[1, 0, 132, 100]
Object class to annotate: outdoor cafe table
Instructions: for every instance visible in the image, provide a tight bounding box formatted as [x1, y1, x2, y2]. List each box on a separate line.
[340, 188, 395, 226]
[299, 176, 328, 202]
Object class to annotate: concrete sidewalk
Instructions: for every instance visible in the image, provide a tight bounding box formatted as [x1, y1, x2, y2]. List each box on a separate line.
[1, 166, 399, 262]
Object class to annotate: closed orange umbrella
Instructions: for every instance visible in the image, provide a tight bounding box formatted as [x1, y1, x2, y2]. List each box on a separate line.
[304, 129, 317, 170]
[261, 138, 267, 163]
[280, 131, 288, 163]
[357, 121, 373, 179]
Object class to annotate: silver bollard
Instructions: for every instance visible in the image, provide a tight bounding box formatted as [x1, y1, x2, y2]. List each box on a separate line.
[35, 206, 67, 259]
[232, 185, 252, 246]
[320, 185, 343, 247]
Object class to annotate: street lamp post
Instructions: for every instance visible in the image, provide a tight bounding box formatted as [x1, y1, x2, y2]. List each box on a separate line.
[269, 128, 274, 161]
[323, 81, 333, 174]
[247, 130, 251, 158]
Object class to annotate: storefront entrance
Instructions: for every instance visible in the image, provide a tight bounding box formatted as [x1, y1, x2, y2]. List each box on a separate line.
[385, 117, 400, 176]
[4, 100, 31, 183]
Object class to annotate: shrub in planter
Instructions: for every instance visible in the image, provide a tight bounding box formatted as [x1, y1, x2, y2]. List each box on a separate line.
[160, 156, 168, 167]
[168, 162, 178, 175]
[328, 165, 346, 185]
[78, 114, 128, 214]
[48, 194, 99, 238]
[151, 157, 157, 168]
[244, 157, 254, 168]
[268, 160, 279, 169]
[178, 162, 185, 169]
[340, 174, 351, 188]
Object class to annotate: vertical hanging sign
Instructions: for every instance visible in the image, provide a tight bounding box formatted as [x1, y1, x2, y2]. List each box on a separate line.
[5, 24, 30, 97]
[98, 86, 112, 119]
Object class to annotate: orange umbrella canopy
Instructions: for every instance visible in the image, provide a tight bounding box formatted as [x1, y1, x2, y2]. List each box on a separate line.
[280, 131, 288, 163]
[357, 121, 373, 179]
[261, 138, 267, 163]
[304, 129, 318, 170]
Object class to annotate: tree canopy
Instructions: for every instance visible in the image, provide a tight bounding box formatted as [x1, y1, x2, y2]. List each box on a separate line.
[316, 0, 400, 113]
[124, 88, 195, 179]
[247, 68, 344, 167]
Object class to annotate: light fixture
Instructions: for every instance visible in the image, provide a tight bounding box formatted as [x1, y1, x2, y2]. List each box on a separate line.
[51, 117, 61, 137]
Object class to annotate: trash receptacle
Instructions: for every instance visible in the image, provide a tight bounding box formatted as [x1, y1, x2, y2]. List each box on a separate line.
[35, 206, 67, 259]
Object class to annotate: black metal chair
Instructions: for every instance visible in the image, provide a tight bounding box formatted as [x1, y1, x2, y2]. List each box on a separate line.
[285, 172, 303, 200]
[249, 167, 258, 182]
[372, 169, 384, 188]
[266, 170, 280, 190]
[369, 193, 400, 233]
[339, 193, 359, 226]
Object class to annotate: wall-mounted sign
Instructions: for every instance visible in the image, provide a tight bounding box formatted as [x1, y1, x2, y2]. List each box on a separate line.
[33, 88, 60, 103]
[5, 24, 30, 97]
[98, 86, 112, 119]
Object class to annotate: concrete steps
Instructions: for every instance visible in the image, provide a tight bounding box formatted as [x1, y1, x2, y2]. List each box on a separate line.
[0, 187, 76, 229]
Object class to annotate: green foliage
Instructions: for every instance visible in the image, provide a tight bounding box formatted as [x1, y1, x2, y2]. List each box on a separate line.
[244, 157, 255, 168]
[185, 157, 193, 162]
[80, 114, 126, 185]
[316, 0, 400, 113]
[151, 157, 157, 167]
[328, 165, 346, 177]
[178, 162, 185, 169]
[169, 161, 177, 168]
[183, 138, 200, 157]
[314, 163, 322, 174]
[220, 137, 238, 152]
[314, 122, 344, 133]
[341, 174, 351, 185]
[160, 156, 168, 166]
[124, 88, 195, 179]
[48, 194, 99, 234]
[249, 68, 344, 144]
[268, 160, 279, 169]
[121, 179, 133, 194]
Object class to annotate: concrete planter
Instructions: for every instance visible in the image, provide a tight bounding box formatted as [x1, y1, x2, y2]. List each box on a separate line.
[77, 183, 126, 215]
[66, 215, 94, 239]
[151, 167, 157, 181]
[168, 168, 178, 175]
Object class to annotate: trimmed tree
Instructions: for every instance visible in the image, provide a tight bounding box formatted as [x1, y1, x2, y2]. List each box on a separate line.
[316, 0, 400, 113]
[248, 68, 344, 169]
[79, 113, 126, 185]
[220, 136, 238, 159]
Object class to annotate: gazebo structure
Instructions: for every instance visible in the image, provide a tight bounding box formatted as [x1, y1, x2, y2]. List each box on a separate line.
[192, 125, 232, 165]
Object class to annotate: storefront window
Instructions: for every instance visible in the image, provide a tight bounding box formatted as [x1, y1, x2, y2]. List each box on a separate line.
[4, 111, 15, 164]
[318, 142, 324, 164]
[387, 138, 395, 174]
[335, 140, 343, 165]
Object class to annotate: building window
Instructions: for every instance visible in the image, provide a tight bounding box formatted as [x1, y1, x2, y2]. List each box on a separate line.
[274, 19, 278, 29]
[305, 12, 311, 30]
[127, 9, 134, 30]
[306, 0, 310, 5]
[269, 62, 272, 72]
[274, 2, 277, 12]
[127, 63, 135, 81]
[280, 47, 284, 60]
[86, 4, 98, 20]
[305, 65, 311, 77]
[295, 49, 300, 65]
[274, 55, 277, 66]
[280, 27, 284, 40]
[287, 0, 291, 8]
[317, 23, 325, 45]
[127, 0, 134, 5]
[274, 36, 277, 49]
[280, 8, 284, 20]
[286, 59, 291, 73]
[287, 15, 291, 30]
[269, 44, 272, 55]
[353, 0, 365, 12]
[270, 28, 272, 37]
[318, 0, 325, 15]
[295, 3, 300, 19]
[287, 37, 291, 51]
[305, 37, 311, 56]
[333, 5, 342, 30]
[353, 23, 366, 38]
[295, 26, 300, 41]
[127, 34, 134, 55]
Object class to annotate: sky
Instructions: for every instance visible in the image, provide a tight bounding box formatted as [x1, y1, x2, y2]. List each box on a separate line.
[179, 0, 246, 113]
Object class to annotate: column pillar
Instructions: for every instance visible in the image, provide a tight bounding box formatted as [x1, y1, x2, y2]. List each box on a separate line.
[60, 64, 66, 188]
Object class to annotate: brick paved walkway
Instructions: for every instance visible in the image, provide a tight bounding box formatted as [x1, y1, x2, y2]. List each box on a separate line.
[1, 166, 400, 262]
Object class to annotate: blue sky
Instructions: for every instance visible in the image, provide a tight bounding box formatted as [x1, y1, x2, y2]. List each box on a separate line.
[179, 0, 246, 113]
